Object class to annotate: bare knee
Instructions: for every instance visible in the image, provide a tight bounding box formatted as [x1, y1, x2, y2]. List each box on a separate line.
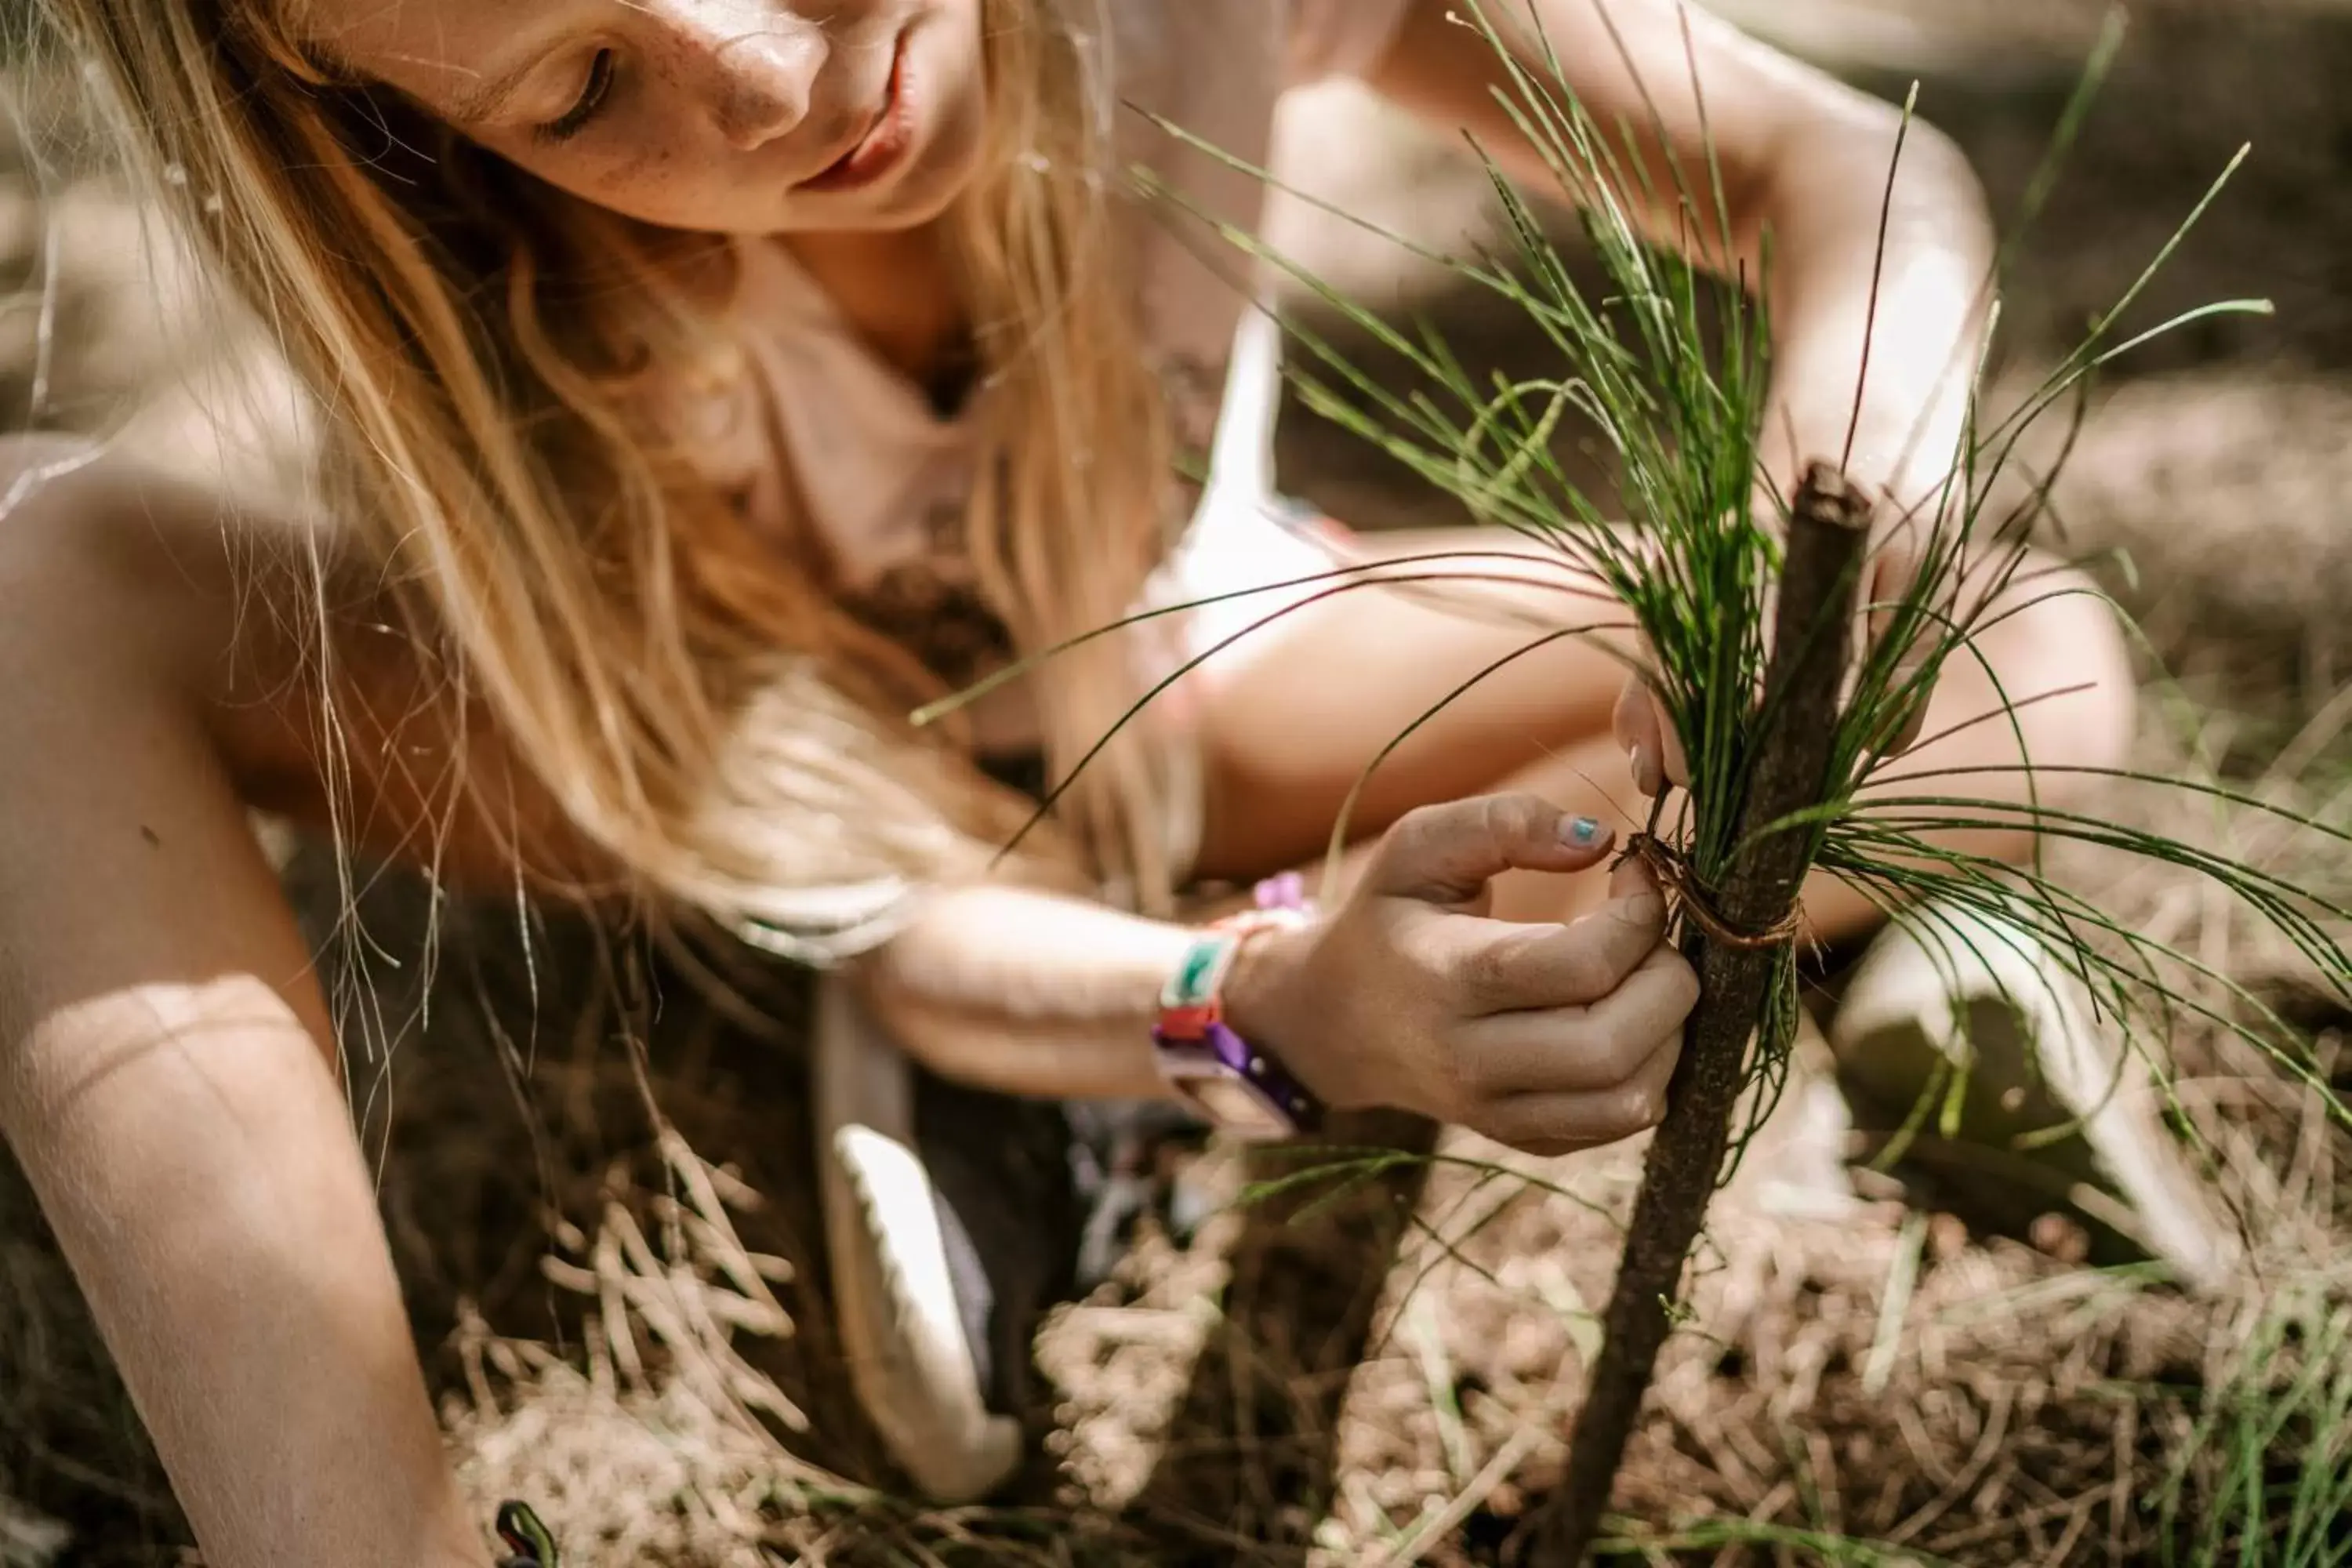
[1964, 550, 2136, 793]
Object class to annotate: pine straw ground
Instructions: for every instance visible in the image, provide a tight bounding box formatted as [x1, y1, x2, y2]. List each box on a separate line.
[4, 2, 2352, 1563]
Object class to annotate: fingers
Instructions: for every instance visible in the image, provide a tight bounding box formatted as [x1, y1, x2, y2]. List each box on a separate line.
[1453, 945, 1698, 1098]
[1444, 857, 1668, 1017]
[1462, 1014, 1684, 1155]
[1368, 793, 1618, 908]
[1612, 672, 1688, 798]
[1653, 696, 1689, 790]
[1611, 673, 1664, 797]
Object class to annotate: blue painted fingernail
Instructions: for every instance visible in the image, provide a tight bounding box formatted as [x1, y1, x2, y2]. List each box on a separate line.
[1564, 815, 1606, 847]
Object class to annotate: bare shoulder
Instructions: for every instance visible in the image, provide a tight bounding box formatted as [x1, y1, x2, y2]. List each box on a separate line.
[0, 433, 563, 887]
[0, 433, 397, 715]
[0, 431, 338, 615]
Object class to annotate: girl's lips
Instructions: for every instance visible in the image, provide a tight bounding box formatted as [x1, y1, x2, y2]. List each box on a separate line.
[800, 36, 915, 194]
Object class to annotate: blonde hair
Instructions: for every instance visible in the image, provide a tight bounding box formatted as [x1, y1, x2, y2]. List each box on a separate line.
[38, 0, 1180, 954]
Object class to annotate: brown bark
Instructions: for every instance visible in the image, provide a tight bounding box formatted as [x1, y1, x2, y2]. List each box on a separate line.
[1534, 462, 1874, 1562]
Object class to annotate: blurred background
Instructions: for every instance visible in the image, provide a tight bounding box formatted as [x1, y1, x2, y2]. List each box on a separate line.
[1, 2, 2347, 1563]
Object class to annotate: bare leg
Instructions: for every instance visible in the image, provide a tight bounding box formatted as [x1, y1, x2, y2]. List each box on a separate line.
[1190, 525, 2135, 941]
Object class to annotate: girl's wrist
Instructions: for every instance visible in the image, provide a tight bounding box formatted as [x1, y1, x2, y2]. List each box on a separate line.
[1218, 918, 1347, 1112]
[1149, 884, 1338, 1134]
[1218, 919, 1301, 1065]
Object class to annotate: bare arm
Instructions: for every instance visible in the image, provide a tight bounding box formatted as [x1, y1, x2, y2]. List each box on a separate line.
[1365, 0, 1994, 525]
[855, 887, 1192, 1102]
[861, 797, 1699, 1160]
[0, 440, 502, 1566]
[1365, 0, 1996, 786]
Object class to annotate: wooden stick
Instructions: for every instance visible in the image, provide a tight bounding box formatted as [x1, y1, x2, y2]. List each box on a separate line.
[1537, 462, 1874, 1561]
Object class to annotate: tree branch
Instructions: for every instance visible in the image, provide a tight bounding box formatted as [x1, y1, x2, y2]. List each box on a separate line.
[1537, 461, 1873, 1561]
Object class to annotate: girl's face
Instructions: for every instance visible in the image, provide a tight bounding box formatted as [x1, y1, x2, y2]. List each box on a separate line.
[301, 0, 990, 234]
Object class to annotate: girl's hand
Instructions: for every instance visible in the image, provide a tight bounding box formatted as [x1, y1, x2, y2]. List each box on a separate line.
[1226, 795, 1698, 1156]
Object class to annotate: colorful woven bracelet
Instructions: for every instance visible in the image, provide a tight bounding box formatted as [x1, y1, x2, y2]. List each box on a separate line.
[1150, 875, 1323, 1138]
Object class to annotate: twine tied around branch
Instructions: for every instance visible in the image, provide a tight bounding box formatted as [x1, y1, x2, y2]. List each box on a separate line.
[1620, 832, 1803, 952]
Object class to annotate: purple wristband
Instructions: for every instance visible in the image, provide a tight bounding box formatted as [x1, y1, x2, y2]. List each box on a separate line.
[1255, 870, 1309, 913]
[1150, 875, 1323, 1139]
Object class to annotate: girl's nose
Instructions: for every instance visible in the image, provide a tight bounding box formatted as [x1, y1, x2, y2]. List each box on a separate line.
[691, 19, 824, 151]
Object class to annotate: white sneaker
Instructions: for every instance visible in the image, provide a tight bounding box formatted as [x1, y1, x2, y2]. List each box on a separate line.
[1827, 900, 2240, 1292]
[812, 979, 1023, 1503]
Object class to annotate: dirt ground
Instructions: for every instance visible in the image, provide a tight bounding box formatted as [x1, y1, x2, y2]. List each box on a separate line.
[2, 3, 2349, 1563]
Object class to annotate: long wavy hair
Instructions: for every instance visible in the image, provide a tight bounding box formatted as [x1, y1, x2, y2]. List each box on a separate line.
[33, 0, 1180, 956]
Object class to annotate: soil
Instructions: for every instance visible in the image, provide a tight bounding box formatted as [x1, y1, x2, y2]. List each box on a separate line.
[1, 3, 2348, 1563]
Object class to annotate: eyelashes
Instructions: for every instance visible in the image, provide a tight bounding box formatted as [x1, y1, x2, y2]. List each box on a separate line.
[539, 49, 615, 143]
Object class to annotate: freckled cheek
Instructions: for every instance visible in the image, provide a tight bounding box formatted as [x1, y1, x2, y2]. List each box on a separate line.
[579, 125, 694, 196]
[586, 147, 753, 227]
[588, 64, 723, 205]
[597, 144, 661, 194]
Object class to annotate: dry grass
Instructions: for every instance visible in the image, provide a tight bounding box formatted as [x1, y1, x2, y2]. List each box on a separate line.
[3, 2, 2351, 1562]
[2, 839, 2343, 1565]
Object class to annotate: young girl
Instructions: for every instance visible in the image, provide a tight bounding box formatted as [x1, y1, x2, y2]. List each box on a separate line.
[1, 0, 2188, 1561]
